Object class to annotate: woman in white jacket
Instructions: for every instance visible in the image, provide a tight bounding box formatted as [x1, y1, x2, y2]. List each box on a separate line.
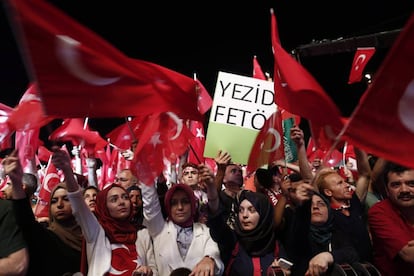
[51, 149, 157, 276]
[141, 164, 224, 276]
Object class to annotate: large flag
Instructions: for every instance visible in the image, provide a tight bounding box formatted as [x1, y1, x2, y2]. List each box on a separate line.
[270, 9, 344, 150]
[5, 0, 203, 121]
[246, 109, 285, 175]
[34, 156, 61, 218]
[342, 13, 414, 168]
[7, 83, 53, 131]
[348, 47, 376, 84]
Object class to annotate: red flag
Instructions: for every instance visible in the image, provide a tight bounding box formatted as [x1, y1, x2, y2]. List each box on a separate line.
[37, 145, 52, 162]
[195, 79, 213, 115]
[246, 109, 285, 175]
[343, 13, 414, 168]
[348, 47, 376, 84]
[270, 9, 343, 150]
[6, 0, 202, 121]
[49, 118, 108, 154]
[188, 120, 206, 164]
[7, 83, 53, 131]
[105, 118, 142, 151]
[253, 55, 267, 80]
[0, 103, 14, 151]
[15, 128, 40, 172]
[34, 156, 61, 218]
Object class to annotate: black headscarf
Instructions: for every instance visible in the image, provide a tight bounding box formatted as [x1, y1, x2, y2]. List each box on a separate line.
[234, 190, 275, 256]
[309, 192, 333, 245]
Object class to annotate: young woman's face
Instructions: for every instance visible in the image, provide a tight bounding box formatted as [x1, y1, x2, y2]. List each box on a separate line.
[170, 190, 192, 224]
[238, 199, 260, 231]
[50, 188, 73, 221]
[106, 187, 131, 220]
[310, 194, 329, 225]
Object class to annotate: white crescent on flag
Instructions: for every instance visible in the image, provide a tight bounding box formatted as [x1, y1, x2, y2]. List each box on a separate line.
[56, 35, 121, 86]
[398, 79, 414, 132]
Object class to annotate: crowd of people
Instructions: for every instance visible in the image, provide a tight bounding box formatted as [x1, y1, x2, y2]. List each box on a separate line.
[1, 124, 414, 276]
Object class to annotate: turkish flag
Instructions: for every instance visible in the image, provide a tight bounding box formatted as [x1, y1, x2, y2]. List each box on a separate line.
[348, 47, 376, 84]
[37, 145, 52, 162]
[195, 79, 213, 115]
[105, 117, 142, 151]
[34, 156, 61, 218]
[49, 118, 108, 154]
[253, 55, 267, 80]
[6, 0, 202, 121]
[0, 103, 13, 151]
[270, 9, 343, 150]
[7, 83, 54, 131]
[188, 120, 206, 164]
[15, 128, 41, 172]
[246, 109, 285, 175]
[343, 13, 414, 168]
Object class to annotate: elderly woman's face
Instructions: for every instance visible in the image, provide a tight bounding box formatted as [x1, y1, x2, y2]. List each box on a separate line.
[310, 194, 329, 225]
[238, 199, 260, 231]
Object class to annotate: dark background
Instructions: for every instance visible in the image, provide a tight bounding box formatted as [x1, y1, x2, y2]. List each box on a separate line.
[0, 1, 413, 142]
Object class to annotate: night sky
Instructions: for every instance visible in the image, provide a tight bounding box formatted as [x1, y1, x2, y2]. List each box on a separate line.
[0, 0, 413, 140]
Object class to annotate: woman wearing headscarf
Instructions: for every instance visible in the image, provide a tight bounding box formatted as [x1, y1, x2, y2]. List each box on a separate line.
[3, 150, 83, 275]
[50, 149, 157, 276]
[207, 187, 277, 276]
[140, 163, 224, 276]
[279, 190, 360, 276]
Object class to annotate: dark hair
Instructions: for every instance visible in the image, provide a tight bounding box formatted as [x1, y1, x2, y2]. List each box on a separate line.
[255, 168, 273, 189]
[288, 172, 303, 182]
[269, 165, 282, 176]
[383, 162, 411, 185]
[83, 185, 99, 195]
[22, 172, 38, 196]
[170, 267, 191, 276]
[126, 185, 141, 193]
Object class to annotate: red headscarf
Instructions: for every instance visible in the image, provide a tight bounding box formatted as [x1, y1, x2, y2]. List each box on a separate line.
[94, 183, 137, 244]
[164, 184, 197, 227]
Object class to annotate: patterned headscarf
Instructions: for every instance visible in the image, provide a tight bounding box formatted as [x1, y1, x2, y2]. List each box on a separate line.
[234, 190, 275, 256]
[48, 182, 83, 252]
[94, 183, 137, 244]
[164, 184, 197, 227]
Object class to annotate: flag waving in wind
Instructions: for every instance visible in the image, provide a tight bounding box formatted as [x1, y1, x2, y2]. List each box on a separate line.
[270, 9, 344, 150]
[5, 0, 202, 121]
[343, 13, 414, 169]
[246, 109, 285, 175]
[348, 47, 376, 84]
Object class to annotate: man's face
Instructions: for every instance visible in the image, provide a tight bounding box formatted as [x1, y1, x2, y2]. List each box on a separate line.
[129, 189, 143, 216]
[224, 164, 243, 192]
[2, 182, 12, 199]
[181, 166, 199, 187]
[386, 169, 414, 209]
[323, 173, 353, 200]
[115, 170, 135, 190]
